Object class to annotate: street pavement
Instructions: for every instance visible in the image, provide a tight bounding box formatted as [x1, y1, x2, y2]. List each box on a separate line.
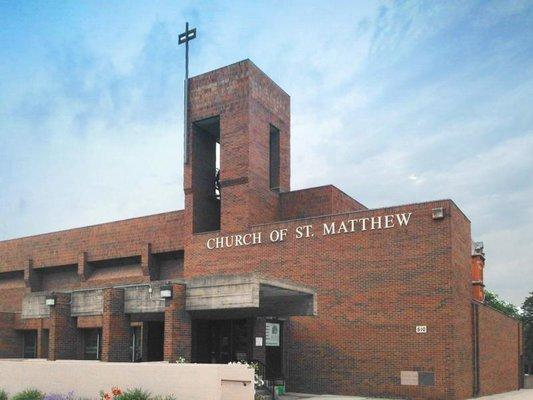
[279, 389, 533, 400]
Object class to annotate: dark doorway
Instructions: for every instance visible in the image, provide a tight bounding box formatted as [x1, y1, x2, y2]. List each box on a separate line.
[22, 330, 37, 358]
[193, 319, 251, 363]
[265, 321, 283, 380]
[146, 321, 164, 361]
[83, 329, 101, 360]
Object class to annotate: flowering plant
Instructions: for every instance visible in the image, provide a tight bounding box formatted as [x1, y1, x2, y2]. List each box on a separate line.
[228, 360, 264, 388]
[99, 387, 122, 400]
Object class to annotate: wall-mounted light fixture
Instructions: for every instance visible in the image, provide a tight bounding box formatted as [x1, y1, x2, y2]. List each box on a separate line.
[432, 207, 445, 220]
[45, 293, 56, 306]
[160, 284, 173, 299]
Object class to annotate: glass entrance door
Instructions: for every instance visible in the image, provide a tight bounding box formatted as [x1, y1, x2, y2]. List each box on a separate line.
[193, 319, 251, 363]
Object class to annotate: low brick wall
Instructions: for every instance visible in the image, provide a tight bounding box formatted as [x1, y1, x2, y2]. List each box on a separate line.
[0, 360, 254, 400]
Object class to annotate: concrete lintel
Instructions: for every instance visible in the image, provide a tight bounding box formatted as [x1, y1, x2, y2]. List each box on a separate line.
[186, 274, 317, 316]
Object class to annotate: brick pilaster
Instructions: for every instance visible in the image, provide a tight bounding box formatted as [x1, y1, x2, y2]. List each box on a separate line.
[77, 252, 92, 281]
[48, 293, 78, 360]
[141, 243, 158, 280]
[36, 319, 46, 358]
[101, 288, 130, 362]
[164, 284, 191, 362]
[24, 259, 39, 292]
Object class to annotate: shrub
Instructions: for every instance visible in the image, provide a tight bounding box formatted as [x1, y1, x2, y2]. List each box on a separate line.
[115, 389, 151, 400]
[11, 389, 44, 400]
[100, 388, 174, 400]
[43, 392, 75, 400]
[151, 396, 175, 400]
[0, 389, 8, 400]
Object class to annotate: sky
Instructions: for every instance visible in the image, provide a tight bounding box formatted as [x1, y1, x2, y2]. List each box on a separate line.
[0, 0, 532, 306]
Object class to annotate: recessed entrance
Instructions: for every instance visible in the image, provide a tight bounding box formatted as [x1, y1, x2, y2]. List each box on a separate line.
[82, 328, 101, 360]
[22, 330, 37, 358]
[193, 319, 251, 364]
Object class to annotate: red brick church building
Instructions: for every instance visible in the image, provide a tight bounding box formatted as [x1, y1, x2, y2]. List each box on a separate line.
[0, 60, 523, 399]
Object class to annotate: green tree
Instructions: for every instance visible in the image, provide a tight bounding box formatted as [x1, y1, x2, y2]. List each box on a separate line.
[522, 292, 533, 374]
[484, 290, 521, 319]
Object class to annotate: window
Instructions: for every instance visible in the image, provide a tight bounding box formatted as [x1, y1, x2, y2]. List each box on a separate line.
[192, 116, 221, 233]
[269, 125, 280, 191]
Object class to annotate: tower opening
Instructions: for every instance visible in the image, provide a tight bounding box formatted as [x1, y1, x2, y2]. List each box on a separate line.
[269, 124, 281, 191]
[192, 116, 221, 233]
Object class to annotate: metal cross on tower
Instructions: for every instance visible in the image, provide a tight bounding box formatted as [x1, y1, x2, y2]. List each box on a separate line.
[179, 22, 196, 164]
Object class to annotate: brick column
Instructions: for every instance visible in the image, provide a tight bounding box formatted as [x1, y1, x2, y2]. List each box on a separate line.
[164, 284, 191, 362]
[36, 319, 46, 358]
[101, 288, 131, 362]
[252, 317, 266, 364]
[0, 313, 22, 358]
[48, 293, 78, 360]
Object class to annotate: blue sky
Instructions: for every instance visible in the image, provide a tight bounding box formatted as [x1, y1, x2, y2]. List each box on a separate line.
[0, 0, 532, 306]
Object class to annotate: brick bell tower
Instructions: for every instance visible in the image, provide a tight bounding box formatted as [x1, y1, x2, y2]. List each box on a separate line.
[183, 60, 290, 235]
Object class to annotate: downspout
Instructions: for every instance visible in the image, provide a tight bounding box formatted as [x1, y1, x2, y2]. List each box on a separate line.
[472, 302, 480, 396]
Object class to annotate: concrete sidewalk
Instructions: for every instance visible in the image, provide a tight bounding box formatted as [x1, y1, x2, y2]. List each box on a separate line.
[280, 389, 533, 400]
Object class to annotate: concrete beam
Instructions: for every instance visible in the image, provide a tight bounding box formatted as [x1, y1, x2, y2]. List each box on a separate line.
[186, 274, 317, 317]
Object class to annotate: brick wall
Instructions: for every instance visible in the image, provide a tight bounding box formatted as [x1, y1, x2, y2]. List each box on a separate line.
[0, 313, 21, 357]
[0, 271, 25, 313]
[0, 211, 184, 274]
[280, 185, 367, 220]
[185, 200, 472, 399]
[449, 201, 475, 399]
[477, 304, 521, 395]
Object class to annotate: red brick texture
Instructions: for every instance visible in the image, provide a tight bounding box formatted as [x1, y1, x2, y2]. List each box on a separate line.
[101, 288, 130, 362]
[187, 200, 481, 399]
[477, 304, 521, 395]
[48, 293, 78, 360]
[163, 284, 191, 362]
[0, 313, 21, 357]
[185, 60, 290, 234]
[0, 211, 183, 274]
[280, 185, 367, 220]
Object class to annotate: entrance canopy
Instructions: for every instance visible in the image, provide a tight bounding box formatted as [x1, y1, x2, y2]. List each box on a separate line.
[186, 275, 317, 318]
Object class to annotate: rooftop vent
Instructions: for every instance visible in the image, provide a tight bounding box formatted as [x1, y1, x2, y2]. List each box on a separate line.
[472, 241, 484, 256]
